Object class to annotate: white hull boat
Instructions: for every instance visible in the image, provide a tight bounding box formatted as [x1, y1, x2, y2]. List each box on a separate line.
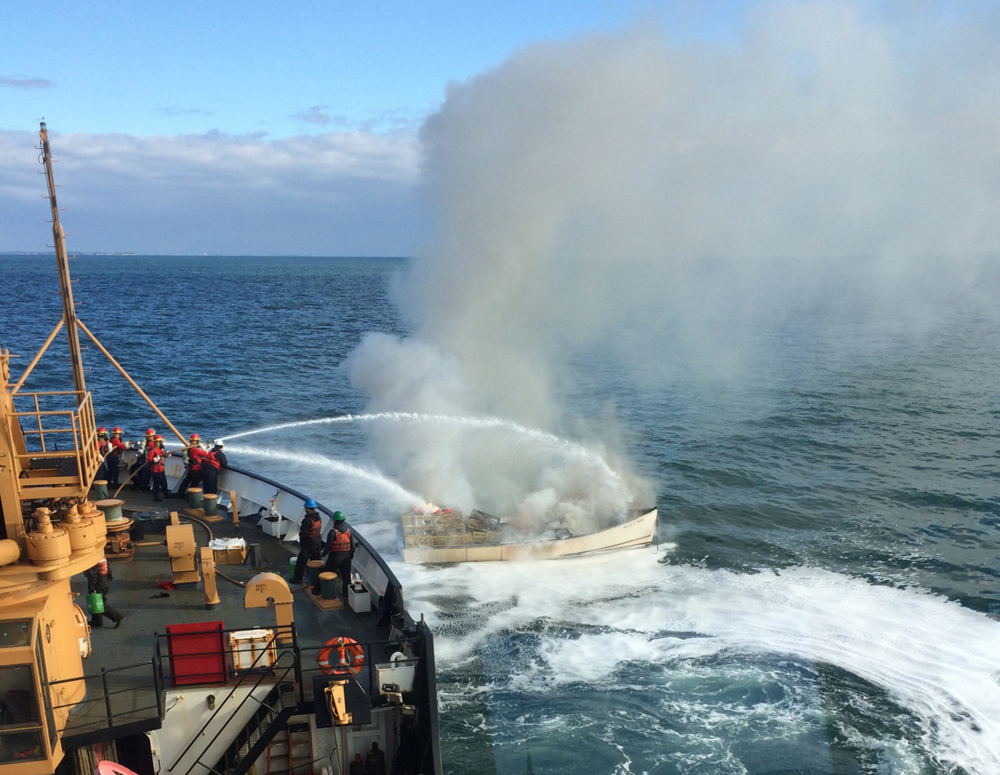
[401, 507, 658, 564]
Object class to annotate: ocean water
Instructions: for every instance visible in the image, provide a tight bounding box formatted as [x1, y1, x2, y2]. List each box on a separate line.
[2, 253, 1000, 775]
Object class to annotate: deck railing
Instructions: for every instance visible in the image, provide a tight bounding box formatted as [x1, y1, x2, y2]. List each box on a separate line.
[56, 623, 426, 748]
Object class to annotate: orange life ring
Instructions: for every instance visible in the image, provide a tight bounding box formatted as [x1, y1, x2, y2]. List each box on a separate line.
[317, 636, 366, 675]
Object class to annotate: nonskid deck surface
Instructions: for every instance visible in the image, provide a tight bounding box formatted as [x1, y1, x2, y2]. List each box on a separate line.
[65, 487, 392, 739]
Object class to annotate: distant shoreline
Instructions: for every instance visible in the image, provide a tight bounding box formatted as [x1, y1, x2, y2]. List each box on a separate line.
[0, 252, 409, 259]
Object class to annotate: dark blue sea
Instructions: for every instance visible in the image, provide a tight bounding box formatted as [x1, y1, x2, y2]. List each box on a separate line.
[2, 253, 999, 775]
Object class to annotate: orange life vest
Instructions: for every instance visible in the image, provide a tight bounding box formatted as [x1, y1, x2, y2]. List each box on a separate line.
[330, 527, 352, 554]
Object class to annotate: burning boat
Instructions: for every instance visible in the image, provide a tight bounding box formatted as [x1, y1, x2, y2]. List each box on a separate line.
[400, 505, 658, 564]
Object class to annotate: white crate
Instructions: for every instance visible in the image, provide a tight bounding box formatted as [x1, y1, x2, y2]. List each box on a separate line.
[229, 628, 277, 671]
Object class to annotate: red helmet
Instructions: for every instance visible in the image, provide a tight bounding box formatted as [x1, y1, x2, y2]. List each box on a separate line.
[97, 427, 108, 436]
[189, 433, 201, 441]
[112, 427, 122, 435]
[146, 428, 155, 436]
[154, 434, 164, 442]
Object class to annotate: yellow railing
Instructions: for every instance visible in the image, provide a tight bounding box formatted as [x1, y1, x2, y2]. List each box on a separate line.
[8, 390, 100, 495]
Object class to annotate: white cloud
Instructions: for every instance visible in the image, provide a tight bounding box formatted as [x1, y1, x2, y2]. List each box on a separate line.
[0, 128, 424, 255]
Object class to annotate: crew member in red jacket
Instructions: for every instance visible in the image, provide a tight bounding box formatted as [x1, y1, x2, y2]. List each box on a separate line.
[107, 427, 129, 489]
[132, 428, 156, 491]
[175, 432, 207, 497]
[147, 435, 168, 502]
[200, 442, 227, 496]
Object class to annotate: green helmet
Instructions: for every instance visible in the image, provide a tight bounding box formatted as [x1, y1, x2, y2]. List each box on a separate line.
[333, 510, 346, 522]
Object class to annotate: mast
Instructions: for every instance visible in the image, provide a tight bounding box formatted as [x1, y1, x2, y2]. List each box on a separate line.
[38, 121, 87, 395]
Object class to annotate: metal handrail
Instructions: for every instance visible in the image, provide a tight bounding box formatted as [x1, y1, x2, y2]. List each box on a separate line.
[50, 658, 160, 735]
[8, 388, 97, 487]
[173, 630, 299, 775]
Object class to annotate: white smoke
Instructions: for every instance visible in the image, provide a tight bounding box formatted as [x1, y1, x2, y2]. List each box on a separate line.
[347, 1, 1000, 524]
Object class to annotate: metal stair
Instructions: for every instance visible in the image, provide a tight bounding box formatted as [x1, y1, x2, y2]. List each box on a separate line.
[209, 681, 299, 775]
[285, 720, 313, 774]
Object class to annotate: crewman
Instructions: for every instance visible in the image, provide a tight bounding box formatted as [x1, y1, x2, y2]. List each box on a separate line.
[319, 510, 354, 599]
[148, 434, 168, 502]
[132, 428, 156, 491]
[290, 499, 323, 585]
[175, 432, 206, 497]
[107, 427, 129, 489]
[84, 558, 124, 628]
[200, 441, 227, 496]
[366, 741, 387, 775]
[95, 427, 111, 483]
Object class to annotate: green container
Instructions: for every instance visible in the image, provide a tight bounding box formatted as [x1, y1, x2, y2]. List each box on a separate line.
[320, 572, 339, 599]
[288, 557, 297, 577]
[86, 592, 104, 615]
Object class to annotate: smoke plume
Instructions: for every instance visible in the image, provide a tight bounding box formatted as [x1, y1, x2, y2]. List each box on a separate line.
[347, 2, 1000, 525]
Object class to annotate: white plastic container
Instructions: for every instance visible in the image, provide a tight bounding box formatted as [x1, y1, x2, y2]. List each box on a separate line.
[348, 582, 371, 613]
[229, 628, 277, 671]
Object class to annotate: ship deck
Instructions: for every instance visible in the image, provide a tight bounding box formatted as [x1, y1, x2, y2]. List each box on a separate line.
[63, 486, 402, 744]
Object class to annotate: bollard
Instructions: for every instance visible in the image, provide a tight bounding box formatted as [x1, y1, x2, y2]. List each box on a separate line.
[203, 493, 218, 516]
[306, 559, 325, 590]
[319, 571, 339, 599]
[187, 487, 203, 509]
[93, 480, 108, 500]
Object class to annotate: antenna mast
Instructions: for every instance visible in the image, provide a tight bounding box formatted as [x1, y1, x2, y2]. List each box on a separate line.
[39, 121, 87, 394]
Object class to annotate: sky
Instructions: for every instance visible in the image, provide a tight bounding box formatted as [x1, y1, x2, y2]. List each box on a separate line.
[1, 1, 997, 261]
[0, 0, 755, 255]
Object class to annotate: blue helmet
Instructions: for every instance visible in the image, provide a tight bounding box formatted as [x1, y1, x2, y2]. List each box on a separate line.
[304, 498, 318, 509]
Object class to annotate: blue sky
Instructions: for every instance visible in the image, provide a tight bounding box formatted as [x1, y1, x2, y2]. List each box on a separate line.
[3, 2, 748, 138]
[2, 0, 996, 257]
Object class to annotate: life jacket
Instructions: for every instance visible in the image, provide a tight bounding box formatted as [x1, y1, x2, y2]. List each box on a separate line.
[305, 513, 322, 538]
[110, 436, 128, 454]
[202, 451, 222, 470]
[330, 527, 352, 554]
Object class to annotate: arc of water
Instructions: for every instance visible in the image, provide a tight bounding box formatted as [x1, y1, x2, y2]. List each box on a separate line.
[224, 443, 422, 504]
[220, 412, 629, 497]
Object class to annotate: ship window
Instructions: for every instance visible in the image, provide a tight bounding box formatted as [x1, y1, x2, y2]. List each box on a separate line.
[34, 631, 56, 751]
[0, 622, 30, 648]
[0, 664, 44, 763]
[0, 666, 40, 725]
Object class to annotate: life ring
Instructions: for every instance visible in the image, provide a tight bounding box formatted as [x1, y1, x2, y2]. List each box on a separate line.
[317, 636, 366, 675]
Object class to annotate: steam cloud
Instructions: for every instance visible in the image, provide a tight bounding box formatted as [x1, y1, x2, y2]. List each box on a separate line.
[346, 2, 1000, 527]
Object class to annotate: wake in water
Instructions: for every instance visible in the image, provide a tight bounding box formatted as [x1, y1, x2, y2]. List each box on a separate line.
[397, 549, 1000, 774]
